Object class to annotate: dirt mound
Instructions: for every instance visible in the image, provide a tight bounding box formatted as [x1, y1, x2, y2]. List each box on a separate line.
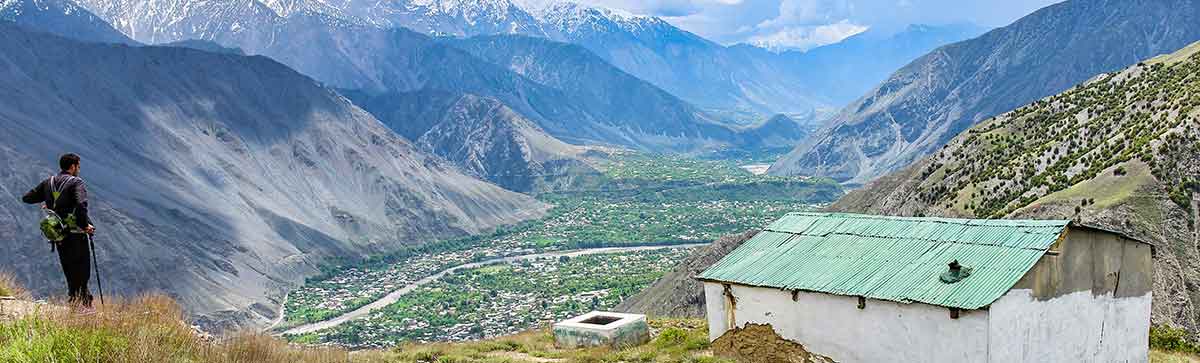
[712, 324, 835, 363]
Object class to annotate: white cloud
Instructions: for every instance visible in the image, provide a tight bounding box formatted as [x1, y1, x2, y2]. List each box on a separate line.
[756, 0, 826, 29]
[518, 0, 1063, 49]
[747, 19, 868, 51]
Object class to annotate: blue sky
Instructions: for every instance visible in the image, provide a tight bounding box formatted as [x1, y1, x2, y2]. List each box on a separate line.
[527, 0, 1064, 50]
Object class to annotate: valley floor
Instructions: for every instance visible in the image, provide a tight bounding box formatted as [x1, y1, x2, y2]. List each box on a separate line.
[286, 247, 697, 347]
[276, 152, 841, 348]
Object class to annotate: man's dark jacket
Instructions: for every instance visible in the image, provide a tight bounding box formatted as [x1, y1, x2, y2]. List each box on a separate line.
[22, 171, 91, 229]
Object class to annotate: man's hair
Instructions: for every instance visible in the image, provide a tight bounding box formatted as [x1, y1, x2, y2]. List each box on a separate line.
[59, 153, 80, 171]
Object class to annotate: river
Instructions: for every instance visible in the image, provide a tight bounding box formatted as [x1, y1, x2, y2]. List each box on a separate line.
[276, 243, 708, 335]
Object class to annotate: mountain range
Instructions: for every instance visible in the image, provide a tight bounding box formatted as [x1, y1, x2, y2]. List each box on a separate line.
[71, 0, 982, 123]
[771, 0, 1200, 186]
[0, 19, 545, 331]
[75, 0, 816, 156]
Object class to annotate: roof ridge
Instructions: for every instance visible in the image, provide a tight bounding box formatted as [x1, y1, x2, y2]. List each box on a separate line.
[767, 229, 1056, 251]
[785, 211, 1071, 226]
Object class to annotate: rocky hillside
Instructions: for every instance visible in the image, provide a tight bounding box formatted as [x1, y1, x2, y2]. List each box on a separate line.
[342, 89, 599, 193]
[0, 23, 545, 332]
[771, 0, 1200, 185]
[616, 231, 757, 318]
[832, 42, 1200, 333]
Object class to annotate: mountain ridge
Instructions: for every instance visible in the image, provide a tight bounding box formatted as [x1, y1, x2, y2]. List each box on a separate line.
[342, 89, 599, 193]
[770, 0, 1200, 185]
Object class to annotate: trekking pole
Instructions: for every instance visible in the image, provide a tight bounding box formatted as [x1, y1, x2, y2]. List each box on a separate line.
[88, 233, 104, 305]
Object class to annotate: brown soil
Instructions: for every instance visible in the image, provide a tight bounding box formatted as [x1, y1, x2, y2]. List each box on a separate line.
[712, 324, 836, 363]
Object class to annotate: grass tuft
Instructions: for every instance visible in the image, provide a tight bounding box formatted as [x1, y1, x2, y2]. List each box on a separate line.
[1153, 325, 1200, 354]
[0, 272, 29, 300]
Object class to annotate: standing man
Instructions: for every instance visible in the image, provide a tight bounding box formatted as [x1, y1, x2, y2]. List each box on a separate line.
[21, 153, 96, 314]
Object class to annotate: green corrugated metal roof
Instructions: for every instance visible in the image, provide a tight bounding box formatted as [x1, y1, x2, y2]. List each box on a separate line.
[697, 212, 1070, 310]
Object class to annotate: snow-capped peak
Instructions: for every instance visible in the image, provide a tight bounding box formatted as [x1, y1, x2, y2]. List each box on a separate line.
[411, 0, 521, 18]
[535, 1, 665, 36]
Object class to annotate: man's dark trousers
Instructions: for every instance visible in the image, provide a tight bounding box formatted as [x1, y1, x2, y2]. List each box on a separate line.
[56, 233, 92, 307]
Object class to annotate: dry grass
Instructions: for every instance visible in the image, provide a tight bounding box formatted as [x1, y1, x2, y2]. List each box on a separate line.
[353, 319, 728, 363]
[1153, 349, 1200, 363]
[0, 271, 29, 300]
[0, 283, 720, 363]
[0, 294, 358, 363]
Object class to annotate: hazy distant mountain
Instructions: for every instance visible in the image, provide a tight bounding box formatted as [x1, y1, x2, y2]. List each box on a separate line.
[731, 114, 810, 150]
[830, 42, 1200, 333]
[0, 23, 545, 331]
[535, 2, 820, 118]
[778, 23, 989, 105]
[0, 0, 131, 43]
[343, 89, 599, 193]
[771, 0, 1200, 185]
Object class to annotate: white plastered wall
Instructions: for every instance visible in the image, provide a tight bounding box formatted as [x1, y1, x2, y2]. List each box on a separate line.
[988, 289, 1151, 363]
[703, 282, 990, 363]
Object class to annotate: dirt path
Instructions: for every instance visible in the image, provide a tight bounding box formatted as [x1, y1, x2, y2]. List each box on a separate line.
[277, 244, 707, 336]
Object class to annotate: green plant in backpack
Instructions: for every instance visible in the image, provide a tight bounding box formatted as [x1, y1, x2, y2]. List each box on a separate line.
[39, 175, 79, 243]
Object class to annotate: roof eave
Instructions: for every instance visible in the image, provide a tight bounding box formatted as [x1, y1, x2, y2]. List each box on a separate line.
[692, 277, 994, 311]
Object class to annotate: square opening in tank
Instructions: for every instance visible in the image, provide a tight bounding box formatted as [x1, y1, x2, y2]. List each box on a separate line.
[580, 315, 622, 326]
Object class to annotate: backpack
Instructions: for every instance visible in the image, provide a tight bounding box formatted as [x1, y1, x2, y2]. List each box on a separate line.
[40, 208, 68, 242]
[38, 175, 78, 243]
